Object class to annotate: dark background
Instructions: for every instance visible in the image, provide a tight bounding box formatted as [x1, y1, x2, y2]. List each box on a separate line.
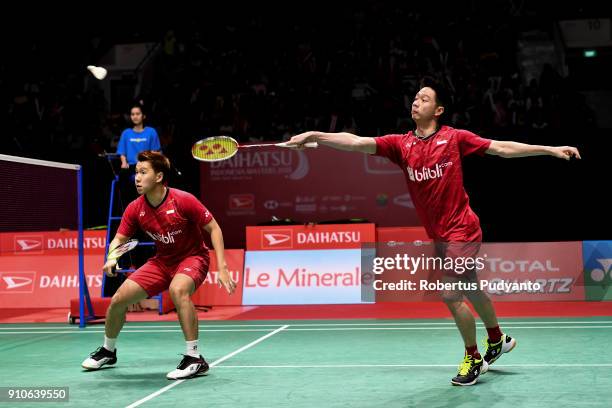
[1, 1, 610, 243]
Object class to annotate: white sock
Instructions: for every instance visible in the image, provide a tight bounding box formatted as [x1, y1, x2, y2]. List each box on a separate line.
[104, 336, 116, 352]
[186, 340, 199, 357]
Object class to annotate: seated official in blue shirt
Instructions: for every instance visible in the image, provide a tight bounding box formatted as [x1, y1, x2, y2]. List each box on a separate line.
[117, 104, 161, 168]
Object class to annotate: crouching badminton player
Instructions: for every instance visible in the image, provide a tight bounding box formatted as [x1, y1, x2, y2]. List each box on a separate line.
[82, 150, 237, 379]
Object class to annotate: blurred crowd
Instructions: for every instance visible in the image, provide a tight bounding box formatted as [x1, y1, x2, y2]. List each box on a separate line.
[1, 1, 598, 161]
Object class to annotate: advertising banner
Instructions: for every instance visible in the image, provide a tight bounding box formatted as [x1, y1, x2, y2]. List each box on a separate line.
[201, 146, 419, 248]
[247, 223, 376, 251]
[0, 230, 106, 308]
[583, 241, 612, 301]
[369, 241, 585, 302]
[242, 249, 366, 305]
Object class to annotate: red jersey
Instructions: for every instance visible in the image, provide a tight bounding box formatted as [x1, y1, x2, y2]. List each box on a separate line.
[375, 125, 491, 241]
[117, 188, 213, 263]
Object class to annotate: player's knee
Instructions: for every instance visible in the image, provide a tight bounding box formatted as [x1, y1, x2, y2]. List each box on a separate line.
[441, 290, 464, 306]
[169, 285, 190, 302]
[442, 294, 467, 315]
[465, 287, 490, 305]
[110, 292, 130, 309]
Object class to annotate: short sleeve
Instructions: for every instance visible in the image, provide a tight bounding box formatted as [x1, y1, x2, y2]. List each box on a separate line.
[456, 129, 492, 157]
[374, 134, 405, 165]
[180, 193, 214, 226]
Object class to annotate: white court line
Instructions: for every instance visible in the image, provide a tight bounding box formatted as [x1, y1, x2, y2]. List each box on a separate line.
[3, 325, 612, 335]
[120, 320, 612, 328]
[214, 363, 612, 369]
[3, 320, 612, 330]
[284, 326, 612, 331]
[282, 326, 612, 331]
[0, 324, 283, 330]
[0, 329, 275, 334]
[124, 325, 289, 408]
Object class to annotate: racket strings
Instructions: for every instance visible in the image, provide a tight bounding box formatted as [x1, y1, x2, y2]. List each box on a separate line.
[107, 240, 138, 261]
[192, 137, 238, 161]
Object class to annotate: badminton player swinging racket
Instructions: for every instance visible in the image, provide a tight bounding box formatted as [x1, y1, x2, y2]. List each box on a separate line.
[288, 76, 581, 386]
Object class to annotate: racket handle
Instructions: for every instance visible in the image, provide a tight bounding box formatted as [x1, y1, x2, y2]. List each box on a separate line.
[276, 141, 318, 148]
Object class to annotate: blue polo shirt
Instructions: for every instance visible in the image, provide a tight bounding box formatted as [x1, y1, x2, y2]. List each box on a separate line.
[117, 127, 161, 165]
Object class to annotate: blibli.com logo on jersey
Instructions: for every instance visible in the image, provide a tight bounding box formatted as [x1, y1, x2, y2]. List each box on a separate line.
[407, 162, 453, 182]
[146, 230, 182, 244]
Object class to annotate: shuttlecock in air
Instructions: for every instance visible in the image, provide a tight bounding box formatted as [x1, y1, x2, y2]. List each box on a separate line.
[87, 65, 107, 80]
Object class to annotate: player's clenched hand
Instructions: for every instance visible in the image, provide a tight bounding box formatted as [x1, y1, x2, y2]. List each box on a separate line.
[286, 132, 314, 149]
[550, 146, 581, 160]
[103, 259, 118, 277]
[218, 264, 237, 294]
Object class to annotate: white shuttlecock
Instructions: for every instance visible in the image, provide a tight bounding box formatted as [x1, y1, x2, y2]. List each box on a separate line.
[87, 65, 107, 80]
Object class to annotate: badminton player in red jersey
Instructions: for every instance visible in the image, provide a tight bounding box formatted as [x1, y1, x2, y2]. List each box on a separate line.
[288, 77, 580, 386]
[82, 150, 237, 379]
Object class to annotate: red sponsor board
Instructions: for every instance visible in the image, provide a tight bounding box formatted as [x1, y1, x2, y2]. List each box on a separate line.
[374, 226, 433, 302]
[376, 226, 431, 245]
[1, 231, 107, 256]
[0, 230, 107, 308]
[201, 146, 420, 248]
[373, 241, 585, 302]
[162, 249, 245, 310]
[229, 194, 255, 210]
[478, 242, 585, 301]
[0, 271, 37, 293]
[194, 249, 244, 306]
[374, 232, 435, 302]
[246, 224, 376, 251]
[0, 230, 246, 310]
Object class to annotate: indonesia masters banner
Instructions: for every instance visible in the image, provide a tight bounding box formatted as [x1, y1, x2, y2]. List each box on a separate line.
[200, 146, 419, 248]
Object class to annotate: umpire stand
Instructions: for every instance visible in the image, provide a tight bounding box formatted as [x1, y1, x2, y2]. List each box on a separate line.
[100, 153, 163, 314]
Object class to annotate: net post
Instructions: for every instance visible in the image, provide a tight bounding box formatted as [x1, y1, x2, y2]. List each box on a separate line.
[77, 166, 93, 327]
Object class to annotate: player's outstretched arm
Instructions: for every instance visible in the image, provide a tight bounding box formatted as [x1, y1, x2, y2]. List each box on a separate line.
[486, 140, 581, 160]
[287, 131, 376, 154]
[203, 219, 237, 294]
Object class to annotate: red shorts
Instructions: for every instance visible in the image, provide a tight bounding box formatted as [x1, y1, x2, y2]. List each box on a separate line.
[127, 254, 210, 297]
[434, 228, 483, 278]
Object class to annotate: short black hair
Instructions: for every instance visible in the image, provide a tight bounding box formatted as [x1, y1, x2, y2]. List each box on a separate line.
[419, 76, 451, 109]
[130, 103, 146, 116]
[137, 150, 170, 184]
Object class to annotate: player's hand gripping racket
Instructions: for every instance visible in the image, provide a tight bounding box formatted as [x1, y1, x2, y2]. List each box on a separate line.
[104, 239, 139, 277]
[191, 136, 318, 162]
